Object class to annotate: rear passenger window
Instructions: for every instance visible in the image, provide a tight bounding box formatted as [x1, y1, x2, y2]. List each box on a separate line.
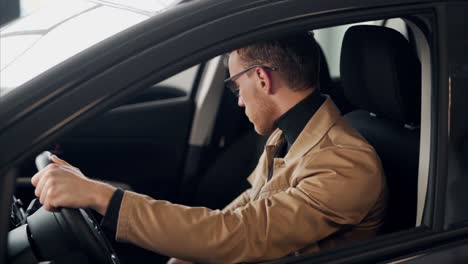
[315, 18, 408, 78]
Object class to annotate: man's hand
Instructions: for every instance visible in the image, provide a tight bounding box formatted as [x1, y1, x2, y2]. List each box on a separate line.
[166, 258, 193, 264]
[31, 155, 116, 215]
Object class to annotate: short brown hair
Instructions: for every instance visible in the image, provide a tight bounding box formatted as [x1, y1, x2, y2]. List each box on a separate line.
[236, 32, 319, 91]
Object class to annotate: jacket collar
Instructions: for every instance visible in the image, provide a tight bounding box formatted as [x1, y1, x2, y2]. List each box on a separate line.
[265, 96, 341, 165]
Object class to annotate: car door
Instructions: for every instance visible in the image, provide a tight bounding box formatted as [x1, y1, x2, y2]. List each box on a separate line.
[1, 0, 468, 263]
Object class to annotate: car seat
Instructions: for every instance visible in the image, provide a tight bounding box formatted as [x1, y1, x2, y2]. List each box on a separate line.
[340, 25, 422, 233]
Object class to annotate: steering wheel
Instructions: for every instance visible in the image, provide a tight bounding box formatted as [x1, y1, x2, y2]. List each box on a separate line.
[7, 151, 120, 264]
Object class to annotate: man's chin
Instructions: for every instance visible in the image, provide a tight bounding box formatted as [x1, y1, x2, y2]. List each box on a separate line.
[254, 125, 274, 136]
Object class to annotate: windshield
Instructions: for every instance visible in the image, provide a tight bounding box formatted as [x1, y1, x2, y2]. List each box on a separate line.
[0, 0, 182, 96]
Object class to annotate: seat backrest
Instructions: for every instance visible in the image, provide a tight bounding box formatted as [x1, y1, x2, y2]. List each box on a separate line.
[340, 25, 421, 232]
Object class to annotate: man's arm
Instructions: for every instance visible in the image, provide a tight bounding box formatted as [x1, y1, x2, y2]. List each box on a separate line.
[31, 148, 384, 263]
[115, 147, 385, 263]
[31, 154, 257, 231]
[167, 167, 257, 264]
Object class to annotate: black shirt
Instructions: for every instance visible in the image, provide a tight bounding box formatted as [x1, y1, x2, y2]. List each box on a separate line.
[101, 90, 325, 236]
[275, 90, 325, 156]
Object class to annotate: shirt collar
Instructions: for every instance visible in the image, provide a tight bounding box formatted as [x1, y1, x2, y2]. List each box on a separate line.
[265, 96, 342, 165]
[275, 90, 325, 149]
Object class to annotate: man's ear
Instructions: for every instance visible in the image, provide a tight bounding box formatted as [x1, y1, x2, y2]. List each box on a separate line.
[255, 68, 273, 94]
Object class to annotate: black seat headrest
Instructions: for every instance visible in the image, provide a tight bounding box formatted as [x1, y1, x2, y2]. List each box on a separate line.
[340, 25, 421, 125]
[317, 42, 332, 91]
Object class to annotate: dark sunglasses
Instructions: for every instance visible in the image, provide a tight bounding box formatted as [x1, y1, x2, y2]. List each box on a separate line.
[224, 65, 278, 97]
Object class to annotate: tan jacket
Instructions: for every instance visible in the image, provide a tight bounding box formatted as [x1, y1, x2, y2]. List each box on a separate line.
[116, 97, 387, 263]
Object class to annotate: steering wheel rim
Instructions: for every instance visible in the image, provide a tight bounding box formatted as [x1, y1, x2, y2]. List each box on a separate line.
[61, 208, 119, 263]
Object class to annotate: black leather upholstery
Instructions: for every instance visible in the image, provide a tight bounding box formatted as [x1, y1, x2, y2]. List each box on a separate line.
[341, 25, 421, 232]
[341, 25, 421, 124]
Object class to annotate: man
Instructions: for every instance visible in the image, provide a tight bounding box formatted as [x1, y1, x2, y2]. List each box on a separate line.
[31, 33, 387, 264]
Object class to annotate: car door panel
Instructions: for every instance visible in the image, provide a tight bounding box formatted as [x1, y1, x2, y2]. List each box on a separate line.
[47, 85, 193, 202]
[60, 86, 193, 201]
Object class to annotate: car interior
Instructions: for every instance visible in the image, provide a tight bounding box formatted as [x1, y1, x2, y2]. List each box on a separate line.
[340, 24, 421, 233]
[8, 16, 427, 264]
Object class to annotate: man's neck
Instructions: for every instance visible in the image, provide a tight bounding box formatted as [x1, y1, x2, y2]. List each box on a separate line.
[273, 87, 316, 118]
[275, 89, 325, 151]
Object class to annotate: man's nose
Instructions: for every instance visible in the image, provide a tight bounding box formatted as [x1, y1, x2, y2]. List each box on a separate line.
[238, 96, 245, 107]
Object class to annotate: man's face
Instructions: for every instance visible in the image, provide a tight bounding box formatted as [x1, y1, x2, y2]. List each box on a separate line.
[227, 51, 276, 135]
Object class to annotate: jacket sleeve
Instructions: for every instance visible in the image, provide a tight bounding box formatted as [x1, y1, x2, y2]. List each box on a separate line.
[115, 147, 384, 264]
